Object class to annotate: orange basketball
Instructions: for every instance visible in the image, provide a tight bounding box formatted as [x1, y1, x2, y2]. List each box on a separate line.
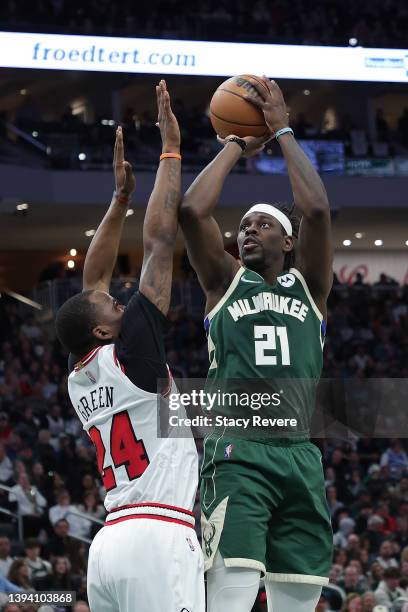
[209, 75, 268, 138]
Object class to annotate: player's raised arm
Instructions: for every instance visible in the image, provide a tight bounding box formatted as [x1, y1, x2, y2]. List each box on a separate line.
[82, 127, 136, 292]
[138, 80, 181, 316]
[247, 78, 333, 315]
[179, 134, 268, 312]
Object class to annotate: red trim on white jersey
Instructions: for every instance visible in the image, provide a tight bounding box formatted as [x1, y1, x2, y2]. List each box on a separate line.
[110, 501, 194, 517]
[74, 346, 102, 371]
[113, 346, 126, 373]
[105, 501, 195, 527]
[104, 514, 195, 529]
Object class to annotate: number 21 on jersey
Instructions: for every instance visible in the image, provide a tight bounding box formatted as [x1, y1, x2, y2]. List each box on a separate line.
[254, 325, 291, 366]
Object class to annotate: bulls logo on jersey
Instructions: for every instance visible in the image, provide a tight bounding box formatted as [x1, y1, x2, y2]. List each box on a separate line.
[278, 273, 295, 288]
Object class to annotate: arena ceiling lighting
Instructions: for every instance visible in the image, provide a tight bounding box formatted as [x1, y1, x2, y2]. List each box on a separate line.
[0, 31, 407, 82]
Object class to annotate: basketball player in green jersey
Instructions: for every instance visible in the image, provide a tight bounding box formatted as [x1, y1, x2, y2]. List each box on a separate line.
[179, 78, 333, 612]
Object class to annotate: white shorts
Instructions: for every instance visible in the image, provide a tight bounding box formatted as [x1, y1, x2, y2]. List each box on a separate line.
[87, 517, 205, 612]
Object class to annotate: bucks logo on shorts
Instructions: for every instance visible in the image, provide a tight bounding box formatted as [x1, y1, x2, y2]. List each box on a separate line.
[203, 522, 216, 558]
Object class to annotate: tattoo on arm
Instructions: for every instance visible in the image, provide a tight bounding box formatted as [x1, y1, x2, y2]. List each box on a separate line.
[141, 253, 172, 313]
[164, 163, 179, 211]
[140, 158, 180, 314]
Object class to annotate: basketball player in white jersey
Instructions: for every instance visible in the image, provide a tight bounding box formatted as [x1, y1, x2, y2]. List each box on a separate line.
[55, 81, 204, 612]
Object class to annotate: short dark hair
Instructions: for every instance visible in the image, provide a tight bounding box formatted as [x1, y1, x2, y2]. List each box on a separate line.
[24, 538, 40, 550]
[384, 567, 400, 579]
[55, 291, 98, 356]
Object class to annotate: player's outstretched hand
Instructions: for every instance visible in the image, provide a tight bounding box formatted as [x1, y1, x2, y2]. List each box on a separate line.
[244, 77, 289, 136]
[113, 126, 136, 197]
[156, 79, 181, 153]
[217, 132, 272, 158]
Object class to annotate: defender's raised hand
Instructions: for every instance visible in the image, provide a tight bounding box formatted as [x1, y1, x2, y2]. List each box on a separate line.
[156, 79, 180, 153]
[245, 77, 289, 135]
[113, 126, 136, 197]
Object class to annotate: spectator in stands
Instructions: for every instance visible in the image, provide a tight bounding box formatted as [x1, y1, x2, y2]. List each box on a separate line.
[8, 472, 48, 538]
[75, 473, 101, 502]
[0, 535, 13, 577]
[368, 561, 384, 591]
[45, 404, 65, 438]
[362, 515, 385, 556]
[327, 485, 345, 518]
[376, 502, 397, 535]
[0, 442, 13, 485]
[360, 590, 376, 611]
[335, 548, 348, 568]
[49, 489, 77, 526]
[45, 556, 80, 592]
[76, 491, 104, 538]
[376, 540, 399, 569]
[47, 519, 86, 575]
[50, 489, 96, 539]
[353, 273, 368, 288]
[30, 462, 51, 503]
[8, 558, 34, 591]
[380, 440, 408, 480]
[338, 564, 367, 595]
[343, 593, 362, 610]
[24, 539, 51, 589]
[347, 533, 362, 559]
[334, 517, 356, 549]
[374, 273, 398, 287]
[374, 567, 405, 608]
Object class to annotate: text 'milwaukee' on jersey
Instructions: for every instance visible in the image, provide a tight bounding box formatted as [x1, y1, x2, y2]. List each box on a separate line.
[68, 344, 198, 527]
[203, 267, 326, 439]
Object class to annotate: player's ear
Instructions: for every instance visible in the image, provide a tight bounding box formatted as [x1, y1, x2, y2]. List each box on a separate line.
[93, 325, 113, 341]
[282, 235, 293, 253]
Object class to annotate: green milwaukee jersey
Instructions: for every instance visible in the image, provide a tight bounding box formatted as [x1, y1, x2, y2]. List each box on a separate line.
[203, 266, 325, 438]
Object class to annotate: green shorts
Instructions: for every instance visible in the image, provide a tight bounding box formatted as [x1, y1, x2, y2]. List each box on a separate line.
[200, 434, 332, 586]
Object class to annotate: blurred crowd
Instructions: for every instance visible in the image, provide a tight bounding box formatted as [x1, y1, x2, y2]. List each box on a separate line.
[0, 272, 407, 610]
[1, 0, 406, 48]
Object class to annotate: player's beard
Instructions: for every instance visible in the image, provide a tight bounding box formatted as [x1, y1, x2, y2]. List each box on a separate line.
[241, 247, 265, 272]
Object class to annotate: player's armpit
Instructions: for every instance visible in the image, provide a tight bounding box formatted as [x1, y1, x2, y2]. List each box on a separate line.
[180, 207, 239, 302]
[296, 211, 333, 315]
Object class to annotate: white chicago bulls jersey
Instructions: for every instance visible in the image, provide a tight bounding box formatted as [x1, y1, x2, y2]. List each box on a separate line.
[67, 344, 198, 525]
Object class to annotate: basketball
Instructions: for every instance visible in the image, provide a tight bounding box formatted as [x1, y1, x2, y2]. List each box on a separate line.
[209, 74, 269, 138]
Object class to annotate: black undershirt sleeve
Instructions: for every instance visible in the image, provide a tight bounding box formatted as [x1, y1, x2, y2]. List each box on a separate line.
[114, 291, 170, 393]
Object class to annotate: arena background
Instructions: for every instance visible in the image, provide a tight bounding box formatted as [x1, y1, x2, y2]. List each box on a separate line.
[0, 1, 408, 611]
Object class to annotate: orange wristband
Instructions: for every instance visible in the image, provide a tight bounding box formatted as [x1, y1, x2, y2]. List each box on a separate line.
[113, 191, 130, 205]
[160, 152, 181, 161]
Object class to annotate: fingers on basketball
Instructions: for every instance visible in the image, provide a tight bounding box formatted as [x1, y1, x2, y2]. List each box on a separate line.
[210, 76, 269, 138]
